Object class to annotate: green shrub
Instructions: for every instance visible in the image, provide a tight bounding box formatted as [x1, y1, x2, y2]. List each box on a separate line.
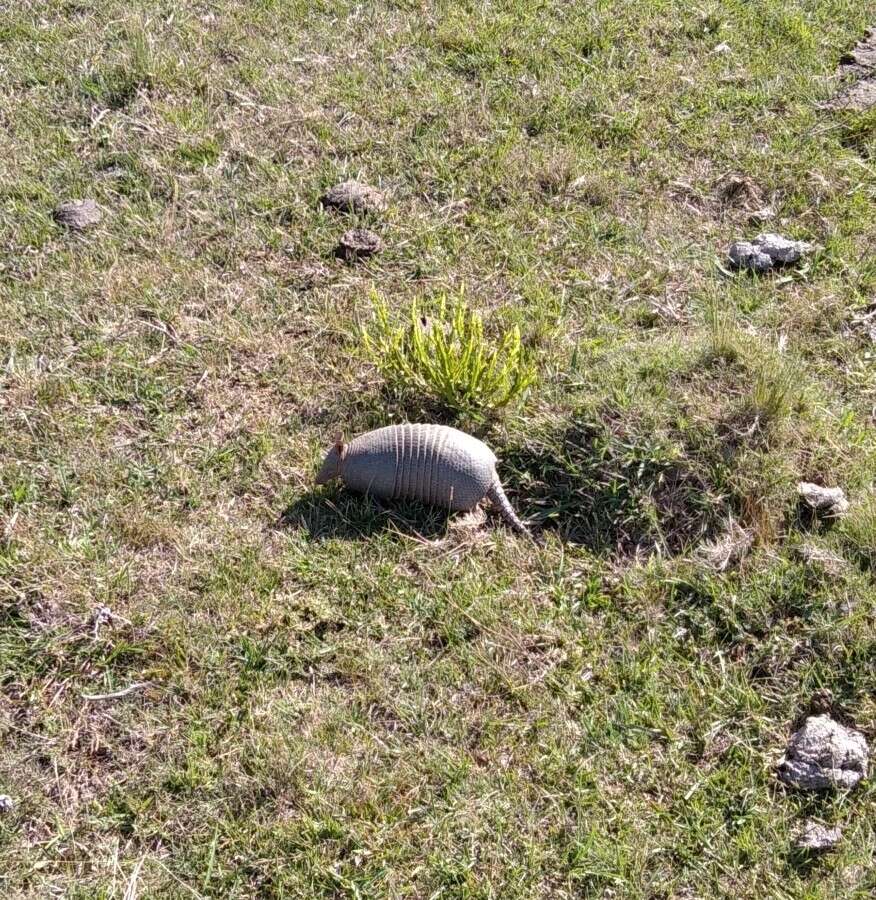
[361, 292, 536, 419]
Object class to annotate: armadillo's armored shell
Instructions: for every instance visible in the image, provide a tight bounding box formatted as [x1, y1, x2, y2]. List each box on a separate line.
[341, 424, 497, 511]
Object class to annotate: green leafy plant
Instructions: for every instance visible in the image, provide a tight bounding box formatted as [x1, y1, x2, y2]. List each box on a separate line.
[361, 292, 537, 419]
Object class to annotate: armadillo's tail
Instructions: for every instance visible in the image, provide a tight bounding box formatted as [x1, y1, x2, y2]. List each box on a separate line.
[487, 479, 529, 535]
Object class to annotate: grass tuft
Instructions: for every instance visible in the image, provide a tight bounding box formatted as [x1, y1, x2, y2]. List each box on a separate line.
[80, 22, 158, 110]
[744, 358, 804, 428]
[704, 298, 743, 364]
[505, 410, 727, 556]
[361, 291, 536, 421]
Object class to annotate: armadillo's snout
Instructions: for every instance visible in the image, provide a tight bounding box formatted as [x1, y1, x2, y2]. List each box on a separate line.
[315, 447, 341, 485]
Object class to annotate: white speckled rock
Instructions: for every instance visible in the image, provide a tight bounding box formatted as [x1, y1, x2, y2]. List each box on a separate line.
[728, 240, 772, 272]
[778, 715, 868, 791]
[823, 27, 876, 111]
[728, 233, 812, 272]
[320, 180, 387, 215]
[337, 228, 382, 261]
[755, 233, 812, 264]
[798, 482, 850, 518]
[795, 821, 842, 852]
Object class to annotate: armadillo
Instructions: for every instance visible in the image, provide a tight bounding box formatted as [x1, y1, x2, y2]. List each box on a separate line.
[315, 423, 527, 533]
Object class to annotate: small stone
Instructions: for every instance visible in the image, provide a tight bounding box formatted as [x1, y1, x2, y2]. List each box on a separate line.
[336, 228, 382, 262]
[320, 180, 387, 215]
[778, 714, 869, 791]
[728, 240, 773, 272]
[754, 232, 812, 265]
[92, 604, 113, 624]
[833, 78, 876, 111]
[850, 305, 876, 344]
[0, 795, 13, 814]
[728, 233, 812, 272]
[841, 27, 876, 70]
[795, 821, 842, 852]
[53, 199, 103, 230]
[798, 482, 850, 518]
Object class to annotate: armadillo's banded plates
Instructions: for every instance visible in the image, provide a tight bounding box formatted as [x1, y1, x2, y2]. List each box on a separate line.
[342, 423, 497, 511]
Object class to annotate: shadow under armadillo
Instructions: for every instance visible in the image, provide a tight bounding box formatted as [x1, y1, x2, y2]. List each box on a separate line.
[278, 488, 455, 542]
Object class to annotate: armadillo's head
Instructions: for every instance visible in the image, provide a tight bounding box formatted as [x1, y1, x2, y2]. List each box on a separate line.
[315, 435, 346, 485]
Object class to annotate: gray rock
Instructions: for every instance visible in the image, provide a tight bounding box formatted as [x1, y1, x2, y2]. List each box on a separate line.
[755, 232, 812, 264]
[0, 794, 13, 814]
[728, 233, 812, 272]
[778, 715, 869, 791]
[53, 199, 103, 230]
[728, 240, 773, 272]
[90, 604, 114, 636]
[850, 305, 876, 344]
[795, 821, 842, 852]
[836, 78, 876, 111]
[337, 228, 382, 262]
[91, 604, 113, 625]
[320, 180, 387, 215]
[842, 27, 876, 70]
[798, 482, 850, 518]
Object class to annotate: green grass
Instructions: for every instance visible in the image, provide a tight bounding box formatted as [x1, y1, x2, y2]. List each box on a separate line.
[361, 292, 536, 421]
[1, 1, 875, 897]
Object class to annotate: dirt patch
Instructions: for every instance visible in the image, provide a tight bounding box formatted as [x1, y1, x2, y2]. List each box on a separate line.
[823, 27, 876, 111]
[336, 228, 382, 262]
[714, 173, 764, 211]
[320, 180, 387, 215]
[53, 199, 103, 230]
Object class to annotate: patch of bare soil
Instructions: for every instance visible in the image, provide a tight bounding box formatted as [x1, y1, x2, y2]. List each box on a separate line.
[823, 27, 876, 111]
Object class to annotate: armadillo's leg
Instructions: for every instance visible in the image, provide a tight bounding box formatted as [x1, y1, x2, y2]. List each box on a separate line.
[486, 479, 528, 534]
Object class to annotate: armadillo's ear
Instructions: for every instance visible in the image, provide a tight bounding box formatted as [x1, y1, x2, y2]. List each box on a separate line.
[332, 431, 347, 457]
